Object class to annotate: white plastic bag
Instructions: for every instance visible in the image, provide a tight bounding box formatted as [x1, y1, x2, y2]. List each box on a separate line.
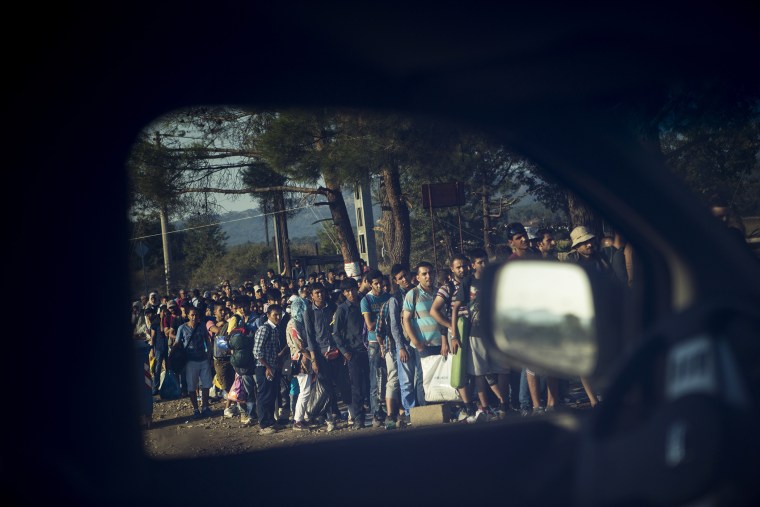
[420, 354, 461, 402]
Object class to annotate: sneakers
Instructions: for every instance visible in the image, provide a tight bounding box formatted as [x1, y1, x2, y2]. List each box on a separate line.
[532, 406, 546, 416]
[493, 405, 508, 420]
[259, 426, 277, 435]
[455, 409, 470, 422]
[520, 407, 532, 417]
[223, 407, 237, 419]
[326, 420, 336, 432]
[240, 413, 253, 426]
[466, 408, 488, 423]
[201, 406, 213, 418]
[372, 418, 384, 428]
[397, 413, 411, 428]
[352, 420, 364, 430]
[192, 409, 202, 420]
[384, 417, 397, 430]
[292, 421, 306, 431]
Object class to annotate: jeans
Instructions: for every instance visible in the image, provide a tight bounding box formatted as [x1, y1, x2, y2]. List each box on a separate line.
[397, 347, 426, 416]
[151, 348, 168, 392]
[368, 343, 387, 419]
[385, 348, 400, 401]
[313, 353, 346, 419]
[255, 366, 279, 429]
[238, 373, 256, 416]
[519, 369, 531, 409]
[346, 350, 369, 422]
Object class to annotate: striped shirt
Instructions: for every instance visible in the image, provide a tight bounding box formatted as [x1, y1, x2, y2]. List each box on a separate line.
[403, 285, 442, 346]
[253, 320, 279, 368]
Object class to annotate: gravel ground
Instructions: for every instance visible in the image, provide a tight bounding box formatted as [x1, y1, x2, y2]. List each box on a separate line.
[141, 382, 595, 460]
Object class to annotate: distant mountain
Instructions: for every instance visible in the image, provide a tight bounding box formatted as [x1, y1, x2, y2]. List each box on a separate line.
[199, 192, 381, 247]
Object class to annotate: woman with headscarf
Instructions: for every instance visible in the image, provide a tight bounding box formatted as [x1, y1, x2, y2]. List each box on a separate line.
[286, 296, 313, 430]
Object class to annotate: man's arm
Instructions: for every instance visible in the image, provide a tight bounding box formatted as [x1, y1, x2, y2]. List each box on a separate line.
[388, 297, 408, 363]
[360, 296, 376, 332]
[303, 306, 317, 353]
[331, 305, 349, 357]
[430, 294, 452, 330]
[402, 309, 424, 352]
[449, 301, 463, 354]
[430, 293, 452, 356]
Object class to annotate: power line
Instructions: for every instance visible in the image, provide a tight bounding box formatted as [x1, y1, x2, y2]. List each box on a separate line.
[129, 204, 313, 241]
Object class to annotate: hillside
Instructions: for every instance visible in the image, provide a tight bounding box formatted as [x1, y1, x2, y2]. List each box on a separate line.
[213, 193, 381, 247]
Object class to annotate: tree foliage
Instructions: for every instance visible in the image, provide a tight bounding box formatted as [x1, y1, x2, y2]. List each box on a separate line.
[180, 213, 228, 274]
[659, 83, 760, 216]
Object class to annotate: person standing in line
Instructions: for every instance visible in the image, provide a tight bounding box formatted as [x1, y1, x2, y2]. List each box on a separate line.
[332, 278, 370, 430]
[175, 307, 214, 419]
[303, 282, 342, 431]
[452, 248, 511, 422]
[564, 225, 612, 408]
[505, 222, 539, 416]
[253, 305, 284, 434]
[286, 297, 312, 431]
[523, 228, 562, 415]
[386, 264, 418, 428]
[400, 261, 443, 423]
[360, 269, 391, 427]
[208, 304, 238, 419]
[150, 305, 170, 395]
[430, 254, 477, 421]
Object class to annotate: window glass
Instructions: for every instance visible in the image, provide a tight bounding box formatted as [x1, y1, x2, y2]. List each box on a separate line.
[130, 107, 643, 458]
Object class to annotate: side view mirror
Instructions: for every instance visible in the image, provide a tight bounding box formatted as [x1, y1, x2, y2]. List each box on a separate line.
[480, 260, 623, 382]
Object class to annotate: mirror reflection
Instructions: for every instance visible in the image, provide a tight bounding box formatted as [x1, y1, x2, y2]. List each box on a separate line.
[492, 261, 597, 377]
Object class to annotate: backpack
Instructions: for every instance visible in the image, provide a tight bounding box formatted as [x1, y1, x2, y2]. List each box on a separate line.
[375, 298, 393, 344]
[458, 276, 480, 328]
[229, 327, 255, 374]
[183, 324, 208, 361]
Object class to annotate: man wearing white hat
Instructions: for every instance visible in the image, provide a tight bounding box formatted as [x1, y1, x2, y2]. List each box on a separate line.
[563, 225, 609, 408]
[565, 226, 611, 273]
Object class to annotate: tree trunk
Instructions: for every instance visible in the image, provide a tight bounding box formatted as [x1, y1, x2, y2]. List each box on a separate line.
[322, 170, 361, 274]
[273, 190, 291, 276]
[159, 204, 172, 294]
[481, 187, 495, 258]
[566, 190, 602, 237]
[380, 164, 411, 268]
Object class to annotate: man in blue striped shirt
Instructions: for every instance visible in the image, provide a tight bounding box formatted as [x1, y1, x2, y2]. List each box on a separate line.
[400, 261, 443, 421]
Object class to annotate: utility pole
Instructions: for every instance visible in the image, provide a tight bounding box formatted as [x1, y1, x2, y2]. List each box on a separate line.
[353, 175, 377, 269]
[155, 132, 172, 295]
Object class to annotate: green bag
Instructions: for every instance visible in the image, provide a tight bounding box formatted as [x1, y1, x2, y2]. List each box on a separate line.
[449, 316, 470, 389]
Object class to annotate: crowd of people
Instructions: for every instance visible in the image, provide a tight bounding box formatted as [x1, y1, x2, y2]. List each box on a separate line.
[133, 224, 631, 435]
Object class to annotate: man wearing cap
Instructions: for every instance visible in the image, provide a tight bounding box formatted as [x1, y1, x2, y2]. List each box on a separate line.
[506, 222, 537, 260]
